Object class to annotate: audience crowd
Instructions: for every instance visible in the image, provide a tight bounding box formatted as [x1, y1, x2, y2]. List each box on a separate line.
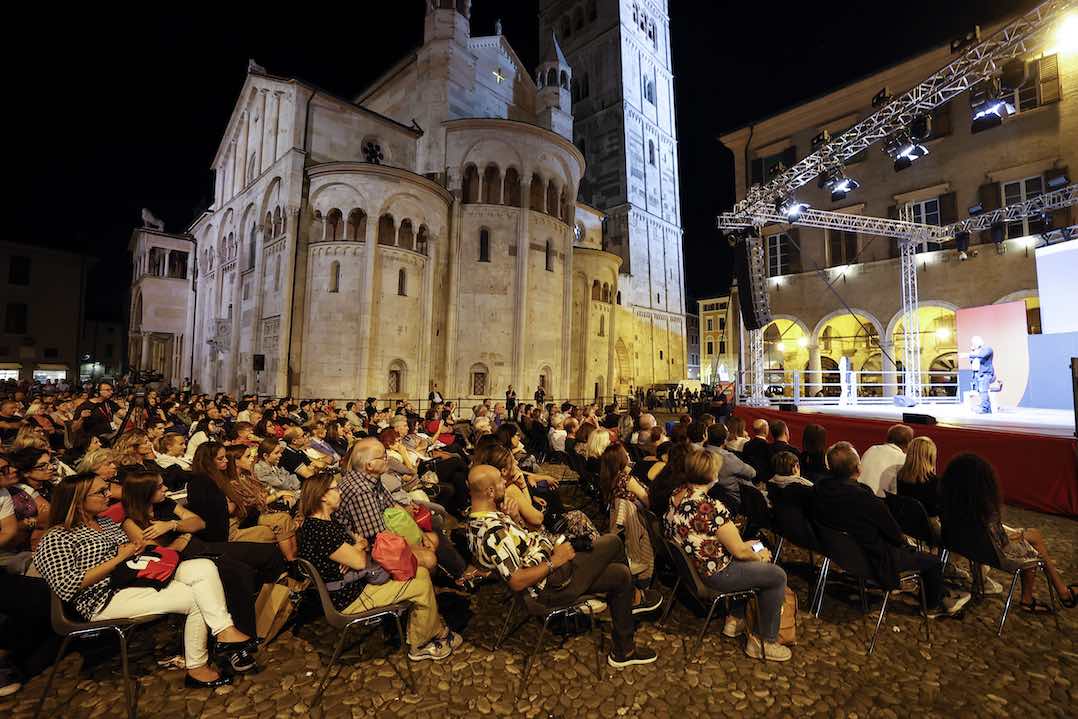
[0, 376, 1074, 700]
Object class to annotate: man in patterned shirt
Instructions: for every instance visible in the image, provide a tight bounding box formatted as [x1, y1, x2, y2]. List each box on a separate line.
[466, 464, 661, 669]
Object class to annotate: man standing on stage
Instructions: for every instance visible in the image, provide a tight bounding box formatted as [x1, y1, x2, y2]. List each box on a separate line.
[961, 336, 995, 414]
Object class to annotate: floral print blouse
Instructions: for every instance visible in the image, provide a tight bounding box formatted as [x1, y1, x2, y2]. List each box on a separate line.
[664, 483, 733, 577]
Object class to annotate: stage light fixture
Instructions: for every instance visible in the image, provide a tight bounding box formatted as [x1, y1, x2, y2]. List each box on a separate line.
[935, 327, 952, 341]
[767, 162, 787, 180]
[990, 222, 1006, 253]
[1056, 12, 1077, 53]
[909, 115, 932, 141]
[955, 230, 971, 256]
[872, 87, 891, 108]
[818, 167, 861, 201]
[999, 58, 1028, 92]
[776, 196, 810, 220]
[884, 132, 928, 172]
[950, 26, 980, 54]
[970, 79, 1015, 134]
[968, 202, 984, 216]
[775, 341, 787, 353]
[1046, 172, 1070, 190]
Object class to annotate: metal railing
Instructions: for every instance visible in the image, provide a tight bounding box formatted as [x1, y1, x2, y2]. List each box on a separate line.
[736, 368, 962, 406]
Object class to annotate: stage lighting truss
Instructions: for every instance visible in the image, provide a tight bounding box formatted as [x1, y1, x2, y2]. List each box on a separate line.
[776, 197, 811, 220]
[818, 167, 861, 202]
[947, 184, 1077, 234]
[732, 0, 1076, 217]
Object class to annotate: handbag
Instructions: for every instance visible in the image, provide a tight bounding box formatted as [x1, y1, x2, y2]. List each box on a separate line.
[408, 504, 434, 532]
[383, 506, 423, 545]
[372, 531, 418, 581]
[255, 573, 309, 643]
[110, 546, 181, 591]
[746, 585, 798, 645]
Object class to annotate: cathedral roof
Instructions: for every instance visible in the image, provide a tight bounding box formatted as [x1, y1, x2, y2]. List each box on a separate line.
[541, 32, 569, 68]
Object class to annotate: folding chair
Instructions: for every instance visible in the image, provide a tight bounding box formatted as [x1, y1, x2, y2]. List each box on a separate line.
[884, 493, 940, 551]
[34, 592, 164, 719]
[295, 559, 415, 709]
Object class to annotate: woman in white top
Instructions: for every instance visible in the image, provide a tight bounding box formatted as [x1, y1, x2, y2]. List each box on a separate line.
[547, 413, 568, 453]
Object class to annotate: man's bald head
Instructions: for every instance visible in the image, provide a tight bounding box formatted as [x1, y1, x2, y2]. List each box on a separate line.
[751, 419, 769, 437]
[348, 437, 388, 473]
[468, 464, 504, 502]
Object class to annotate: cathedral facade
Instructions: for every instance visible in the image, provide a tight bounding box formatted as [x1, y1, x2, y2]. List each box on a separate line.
[129, 0, 686, 403]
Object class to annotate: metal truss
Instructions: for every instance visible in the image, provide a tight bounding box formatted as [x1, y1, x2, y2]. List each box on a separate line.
[718, 208, 951, 240]
[898, 204, 925, 403]
[734, 0, 1075, 216]
[945, 184, 1077, 234]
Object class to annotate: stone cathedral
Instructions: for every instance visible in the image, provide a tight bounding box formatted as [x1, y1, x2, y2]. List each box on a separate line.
[128, 0, 687, 402]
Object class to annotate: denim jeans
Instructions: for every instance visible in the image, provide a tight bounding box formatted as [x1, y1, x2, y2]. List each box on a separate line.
[704, 559, 788, 642]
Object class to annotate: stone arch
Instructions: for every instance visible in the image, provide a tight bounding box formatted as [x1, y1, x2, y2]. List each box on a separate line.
[258, 176, 283, 219]
[387, 359, 407, 395]
[560, 70, 569, 89]
[530, 174, 546, 210]
[132, 290, 143, 331]
[884, 300, 960, 342]
[538, 364, 554, 393]
[546, 68, 557, 87]
[482, 164, 501, 204]
[416, 225, 430, 256]
[273, 206, 283, 238]
[503, 167, 522, 207]
[398, 219, 415, 251]
[325, 208, 343, 242]
[545, 239, 554, 271]
[812, 308, 885, 343]
[462, 164, 480, 204]
[328, 261, 340, 293]
[469, 362, 489, 396]
[397, 267, 407, 296]
[591, 279, 601, 300]
[601, 282, 611, 303]
[311, 210, 324, 244]
[614, 338, 629, 387]
[546, 179, 558, 216]
[347, 209, 367, 241]
[378, 214, 395, 246]
[599, 315, 606, 337]
[993, 289, 1038, 305]
[616, 290, 622, 305]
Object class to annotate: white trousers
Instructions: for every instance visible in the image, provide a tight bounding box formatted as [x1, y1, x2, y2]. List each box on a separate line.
[93, 558, 234, 669]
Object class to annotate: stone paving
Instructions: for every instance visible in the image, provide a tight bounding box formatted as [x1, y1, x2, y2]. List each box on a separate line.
[4, 476, 1075, 719]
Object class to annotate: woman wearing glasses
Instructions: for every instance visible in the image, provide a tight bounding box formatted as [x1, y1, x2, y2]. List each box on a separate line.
[34, 472, 258, 687]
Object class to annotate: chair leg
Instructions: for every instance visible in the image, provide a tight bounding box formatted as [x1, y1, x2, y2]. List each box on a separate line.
[659, 577, 681, 627]
[694, 598, 721, 657]
[391, 612, 417, 693]
[773, 537, 784, 564]
[812, 558, 831, 618]
[859, 579, 869, 614]
[32, 636, 72, 719]
[917, 577, 931, 643]
[997, 570, 1021, 637]
[516, 617, 551, 702]
[115, 628, 136, 719]
[1040, 564, 1062, 632]
[312, 628, 351, 709]
[494, 598, 518, 650]
[867, 591, 891, 655]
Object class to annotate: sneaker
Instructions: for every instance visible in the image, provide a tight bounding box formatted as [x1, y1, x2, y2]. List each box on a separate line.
[607, 646, 658, 668]
[631, 589, 664, 615]
[440, 631, 464, 651]
[408, 638, 453, 662]
[944, 562, 972, 583]
[743, 634, 792, 662]
[982, 574, 1004, 596]
[927, 591, 972, 619]
[722, 615, 746, 638]
[578, 598, 608, 615]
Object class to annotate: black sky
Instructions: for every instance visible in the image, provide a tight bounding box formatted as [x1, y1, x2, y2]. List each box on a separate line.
[18, 0, 1035, 322]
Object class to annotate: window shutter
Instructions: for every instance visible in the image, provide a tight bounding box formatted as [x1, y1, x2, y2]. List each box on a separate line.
[938, 192, 958, 225]
[750, 158, 763, 186]
[930, 102, 952, 138]
[976, 182, 1002, 244]
[787, 228, 802, 273]
[1038, 54, 1060, 105]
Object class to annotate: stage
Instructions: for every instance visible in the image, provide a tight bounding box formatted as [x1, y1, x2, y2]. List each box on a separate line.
[734, 404, 1078, 517]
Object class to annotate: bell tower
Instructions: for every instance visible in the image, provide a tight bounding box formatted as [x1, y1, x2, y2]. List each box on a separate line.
[535, 33, 574, 141]
[416, 0, 476, 177]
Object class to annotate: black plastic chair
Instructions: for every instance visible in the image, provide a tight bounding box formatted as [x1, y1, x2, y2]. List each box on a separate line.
[738, 483, 774, 541]
[812, 525, 930, 654]
[658, 539, 763, 659]
[34, 592, 164, 719]
[639, 506, 675, 589]
[884, 493, 940, 550]
[939, 519, 1060, 636]
[295, 559, 415, 708]
[493, 588, 604, 702]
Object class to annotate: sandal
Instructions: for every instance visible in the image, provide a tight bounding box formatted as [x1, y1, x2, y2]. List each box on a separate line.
[1019, 598, 1053, 614]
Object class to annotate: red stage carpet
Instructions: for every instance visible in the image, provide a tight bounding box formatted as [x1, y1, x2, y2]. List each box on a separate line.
[735, 406, 1078, 517]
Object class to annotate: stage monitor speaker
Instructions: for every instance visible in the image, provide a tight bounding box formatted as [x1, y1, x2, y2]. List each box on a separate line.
[902, 412, 937, 425]
[252, 354, 265, 372]
[778, 402, 798, 412]
[732, 236, 772, 331]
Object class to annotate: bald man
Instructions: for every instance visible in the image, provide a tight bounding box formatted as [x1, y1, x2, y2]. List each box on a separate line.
[742, 418, 772, 478]
[466, 465, 661, 669]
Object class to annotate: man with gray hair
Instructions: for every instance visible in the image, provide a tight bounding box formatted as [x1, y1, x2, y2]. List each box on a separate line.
[960, 335, 995, 414]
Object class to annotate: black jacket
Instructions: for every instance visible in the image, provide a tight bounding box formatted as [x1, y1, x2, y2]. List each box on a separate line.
[742, 437, 771, 477]
[185, 473, 256, 543]
[812, 477, 906, 587]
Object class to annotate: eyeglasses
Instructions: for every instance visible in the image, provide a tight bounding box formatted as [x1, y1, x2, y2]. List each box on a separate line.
[90, 486, 111, 498]
[32, 462, 51, 470]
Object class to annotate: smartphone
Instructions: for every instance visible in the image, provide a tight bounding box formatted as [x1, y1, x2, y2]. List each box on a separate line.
[751, 541, 765, 553]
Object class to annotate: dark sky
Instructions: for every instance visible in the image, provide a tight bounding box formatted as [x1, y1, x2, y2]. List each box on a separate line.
[19, 0, 1034, 322]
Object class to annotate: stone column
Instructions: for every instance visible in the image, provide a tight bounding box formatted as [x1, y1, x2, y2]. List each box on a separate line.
[807, 343, 821, 397]
[606, 302, 617, 404]
[141, 333, 151, 371]
[227, 262, 243, 394]
[559, 228, 573, 401]
[355, 217, 379, 398]
[512, 181, 532, 392]
[881, 341, 898, 397]
[443, 197, 464, 396]
[271, 93, 282, 165]
[274, 208, 300, 396]
[257, 90, 268, 173]
[417, 243, 436, 400]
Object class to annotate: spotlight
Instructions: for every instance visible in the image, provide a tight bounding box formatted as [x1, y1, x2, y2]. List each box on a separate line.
[776, 341, 787, 353]
[884, 132, 928, 172]
[797, 336, 809, 349]
[968, 202, 984, 216]
[1046, 171, 1070, 190]
[909, 115, 932, 141]
[936, 327, 952, 341]
[776, 196, 810, 219]
[872, 87, 891, 108]
[950, 26, 980, 53]
[970, 79, 1014, 134]
[767, 162, 787, 180]
[955, 230, 971, 254]
[990, 222, 1006, 252]
[817, 167, 861, 201]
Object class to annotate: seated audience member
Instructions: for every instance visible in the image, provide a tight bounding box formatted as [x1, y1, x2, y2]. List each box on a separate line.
[0, 400, 24, 444]
[799, 424, 828, 481]
[859, 424, 913, 497]
[723, 416, 749, 452]
[334, 438, 477, 585]
[113, 430, 159, 471]
[563, 417, 580, 453]
[548, 414, 568, 453]
[741, 419, 771, 477]
[253, 437, 303, 492]
[686, 422, 706, 451]
[77, 448, 122, 501]
[296, 470, 462, 661]
[324, 421, 351, 457]
[279, 427, 328, 480]
[574, 422, 595, 456]
[466, 464, 661, 668]
[599, 443, 653, 581]
[6, 447, 53, 551]
[185, 417, 222, 460]
[940, 453, 1076, 611]
[304, 421, 341, 465]
[646, 441, 673, 482]
[896, 436, 941, 518]
[156, 432, 192, 474]
[703, 423, 756, 513]
[664, 449, 791, 661]
[185, 442, 294, 560]
[616, 412, 634, 443]
[766, 451, 814, 513]
[812, 442, 970, 617]
[635, 413, 657, 449]
[228, 421, 259, 448]
[769, 451, 813, 489]
[584, 428, 611, 475]
[227, 444, 298, 557]
[35, 472, 257, 687]
[648, 442, 692, 519]
[767, 421, 801, 467]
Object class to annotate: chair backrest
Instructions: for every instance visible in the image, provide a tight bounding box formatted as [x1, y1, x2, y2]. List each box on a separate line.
[739, 483, 772, 530]
[813, 524, 883, 586]
[940, 514, 1005, 569]
[50, 592, 82, 635]
[884, 493, 937, 546]
[771, 500, 822, 552]
[295, 558, 344, 626]
[638, 507, 671, 569]
[664, 538, 714, 602]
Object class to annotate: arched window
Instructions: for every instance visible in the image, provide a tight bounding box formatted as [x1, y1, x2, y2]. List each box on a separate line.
[648, 140, 655, 166]
[388, 359, 406, 395]
[545, 240, 554, 271]
[482, 165, 501, 204]
[469, 363, 489, 396]
[416, 225, 429, 256]
[247, 222, 257, 270]
[659, 350, 664, 360]
[546, 179, 558, 216]
[398, 219, 414, 250]
[462, 165, 480, 204]
[616, 290, 622, 305]
[503, 168, 521, 206]
[378, 214, 395, 245]
[479, 229, 491, 262]
[560, 188, 571, 223]
[326, 209, 343, 241]
[273, 206, 283, 237]
[546, 68, 557, 87]
[537, 70, 545, 88]
[311, 210, 324, 242]
[264, 212, 273, 241]
[530, 174, 545, 210]
[347, 209, 366, 241]
[560, 70, 569, 89]
[591, 279, 601, 300]
[601, 283, 610, 302]
[273, 254, 281, 292]
[328, 261, 340, 293]
[397, 268, 407, 296]
[599, 315, 605, 337]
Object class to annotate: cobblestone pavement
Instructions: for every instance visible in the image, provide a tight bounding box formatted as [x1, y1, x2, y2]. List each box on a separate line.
[5, 475, 1075, 719]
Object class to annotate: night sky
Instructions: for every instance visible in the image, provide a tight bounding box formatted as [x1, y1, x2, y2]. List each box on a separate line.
[19, 0, 1034, 324]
